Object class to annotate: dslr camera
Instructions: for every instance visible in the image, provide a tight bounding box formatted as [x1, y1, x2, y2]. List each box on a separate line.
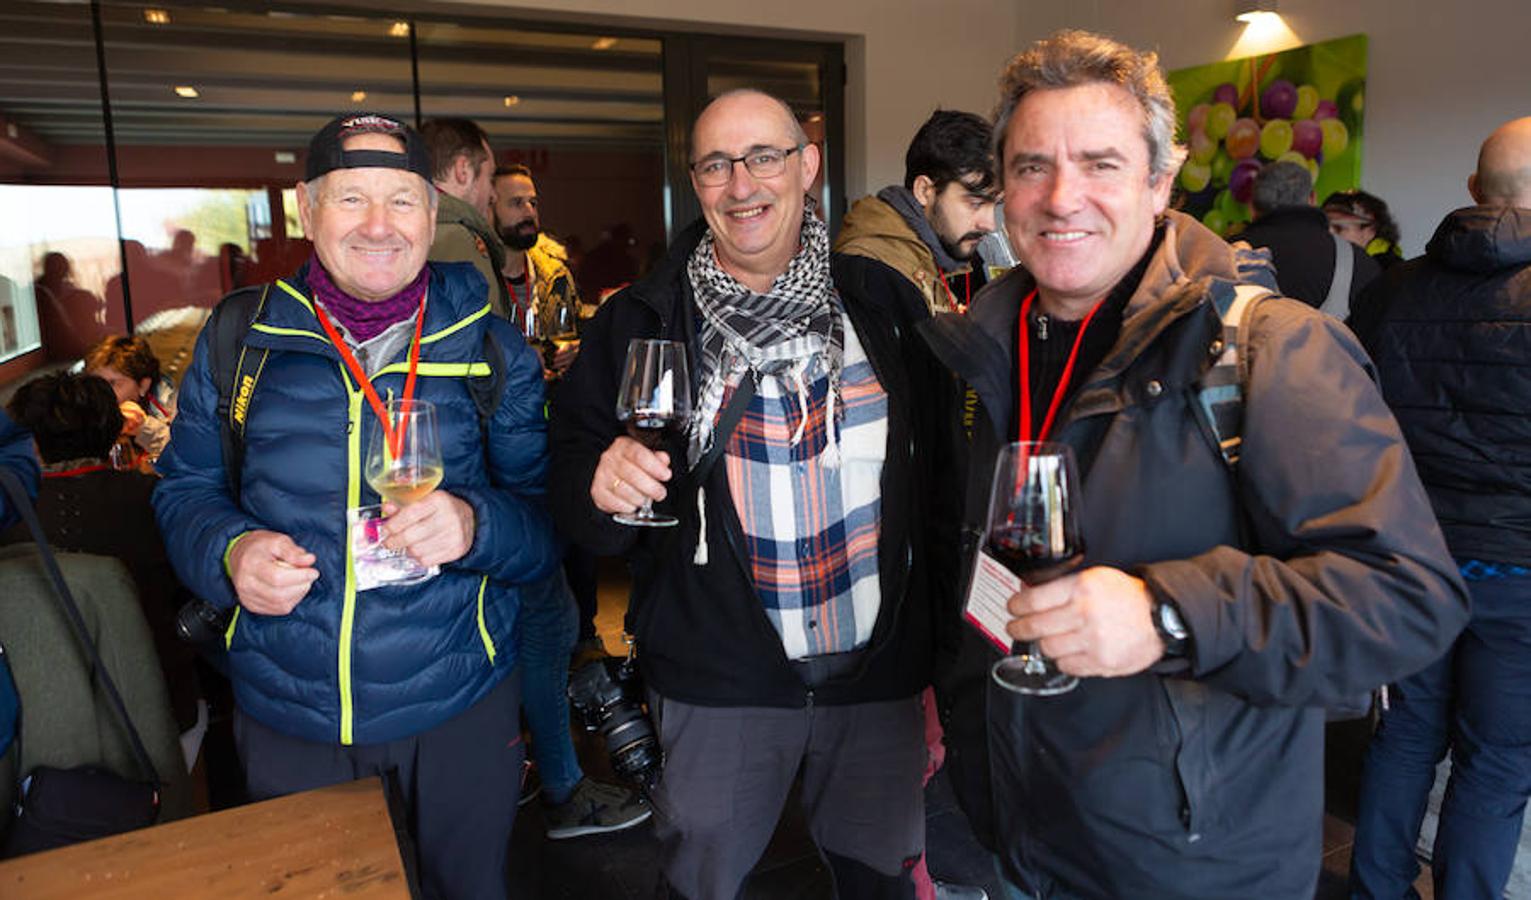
[567, 651, 662, 791]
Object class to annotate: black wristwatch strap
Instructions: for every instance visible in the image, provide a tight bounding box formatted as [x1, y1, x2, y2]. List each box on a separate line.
[1152, 597, 1190, 659]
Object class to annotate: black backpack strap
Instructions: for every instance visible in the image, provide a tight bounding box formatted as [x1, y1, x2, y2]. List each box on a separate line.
[686, 378, 756, 567]
[0, 469, 160, 792]
[470, 329, 508, 437]
[207, 285, 271, 500]
[691, 378, 756, 485]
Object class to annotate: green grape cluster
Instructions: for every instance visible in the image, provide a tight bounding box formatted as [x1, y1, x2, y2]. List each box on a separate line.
[1179, 78, 1352, 234]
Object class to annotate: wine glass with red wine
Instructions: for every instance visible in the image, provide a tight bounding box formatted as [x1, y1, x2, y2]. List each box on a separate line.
[613, 338, 692, 527]
[985, 441, 1085, 695]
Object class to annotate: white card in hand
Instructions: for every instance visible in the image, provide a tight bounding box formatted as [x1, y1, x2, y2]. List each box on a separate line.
[965, 548, 1021, 652]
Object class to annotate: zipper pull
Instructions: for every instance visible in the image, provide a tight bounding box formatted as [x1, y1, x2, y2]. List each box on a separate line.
[1036, 314, 1050, 341]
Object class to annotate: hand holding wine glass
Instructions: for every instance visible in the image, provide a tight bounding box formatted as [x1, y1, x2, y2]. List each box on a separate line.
[608, 339, 691, 528]
[364, 399, 454, 580]
[985, 441, 1085, 695]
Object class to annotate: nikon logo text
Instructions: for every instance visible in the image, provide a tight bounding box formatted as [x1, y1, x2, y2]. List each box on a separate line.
[233, 374, 256, 425]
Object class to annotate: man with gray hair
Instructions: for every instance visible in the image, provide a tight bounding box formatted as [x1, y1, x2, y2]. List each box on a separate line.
[923, 30, 1467, 898]
[155, 112, 556, 898]
[1348, 116, 1531, 900]
[1240, 159, 1379, 315]
[549, 88, 958, 898]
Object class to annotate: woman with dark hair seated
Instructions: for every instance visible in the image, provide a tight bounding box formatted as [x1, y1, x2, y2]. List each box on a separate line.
[0, 373, 198, 730]
[1323, 189, 1406, 269]
[83, 335, 175, 465]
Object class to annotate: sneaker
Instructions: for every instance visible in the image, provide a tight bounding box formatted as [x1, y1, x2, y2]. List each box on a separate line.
[544, 777, 652, 840]
[517, 760, 541, 808]
[933, 883, 988, 900]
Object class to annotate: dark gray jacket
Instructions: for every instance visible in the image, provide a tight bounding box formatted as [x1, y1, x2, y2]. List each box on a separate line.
[1353, 205, 1531, 565]
[924, 210, 1468, 899]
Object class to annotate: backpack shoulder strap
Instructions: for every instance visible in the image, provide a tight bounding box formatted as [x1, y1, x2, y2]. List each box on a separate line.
[1196, 282, 1271, 468]
[1319, 232, 1355, 320]
[470, 328, 508, 436]
[207, 284, 271, 500]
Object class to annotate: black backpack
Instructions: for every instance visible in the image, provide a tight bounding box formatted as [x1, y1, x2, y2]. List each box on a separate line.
[203, 283, 509, 500]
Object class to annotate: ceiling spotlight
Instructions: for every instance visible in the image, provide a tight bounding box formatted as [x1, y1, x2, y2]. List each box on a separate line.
[351, 90, 367, 102]
[591, 36, 617, 51]
[1234, 0, 1279, 22]
[503, 95, 521, 107]
[174, 85, 199, 99]
[143, 8, 170, 25]
[388, 21, 410, 38]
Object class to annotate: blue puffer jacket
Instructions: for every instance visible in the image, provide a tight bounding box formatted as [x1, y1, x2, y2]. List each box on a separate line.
[154, 262, 557, 746]
[0, 409, 39, 530]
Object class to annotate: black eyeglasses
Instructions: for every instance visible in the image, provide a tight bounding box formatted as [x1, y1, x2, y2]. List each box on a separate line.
[689, 145, 803, 187]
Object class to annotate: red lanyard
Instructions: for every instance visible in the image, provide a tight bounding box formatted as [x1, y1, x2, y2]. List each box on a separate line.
[937, 268, 972, 313]
[507, 255, 533, 321]
[44, 463, 111, 478]
[313, 295, 427, 457]
[1016, 289, 1104, 442]
[147, 395, 170, 417]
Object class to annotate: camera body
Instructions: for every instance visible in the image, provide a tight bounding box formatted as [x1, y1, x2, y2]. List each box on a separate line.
[175, 598, 233, 648]
[567, 654, 662, 790]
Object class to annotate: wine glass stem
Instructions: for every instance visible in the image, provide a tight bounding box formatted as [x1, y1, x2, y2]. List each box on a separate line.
[639, 497, 656, 519]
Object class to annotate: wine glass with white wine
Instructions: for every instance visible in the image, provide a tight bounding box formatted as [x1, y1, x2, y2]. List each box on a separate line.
[364, 398, 443, 583]
[544, 297, 580, 371]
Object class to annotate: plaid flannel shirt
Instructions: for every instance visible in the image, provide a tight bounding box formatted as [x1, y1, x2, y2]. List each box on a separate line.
[722, 311, 888, 660]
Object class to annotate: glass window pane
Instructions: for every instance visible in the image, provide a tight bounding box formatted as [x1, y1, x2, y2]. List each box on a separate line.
[98, 0, 415, 336]
[0, 1, 118, 378]
[415, 20, 667, 300]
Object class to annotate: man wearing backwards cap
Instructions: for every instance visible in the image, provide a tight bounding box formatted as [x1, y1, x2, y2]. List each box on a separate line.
[154, 113, 556, 899]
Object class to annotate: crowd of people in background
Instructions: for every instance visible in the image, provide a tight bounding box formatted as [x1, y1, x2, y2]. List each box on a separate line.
[0, 25, 1527, 900]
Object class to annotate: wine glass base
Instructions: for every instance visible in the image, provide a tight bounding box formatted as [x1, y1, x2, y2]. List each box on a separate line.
[613, 512, 679, 527]
[991, 656, 1079, 696]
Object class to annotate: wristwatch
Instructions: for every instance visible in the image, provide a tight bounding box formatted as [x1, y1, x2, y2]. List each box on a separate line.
[1151, 597, 1190, 659]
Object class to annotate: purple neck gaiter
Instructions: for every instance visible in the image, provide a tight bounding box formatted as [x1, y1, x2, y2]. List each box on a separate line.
[305, 255, 429, 343]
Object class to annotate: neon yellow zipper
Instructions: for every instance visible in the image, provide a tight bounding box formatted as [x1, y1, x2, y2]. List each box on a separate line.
[339, 371, 363, 745]
[475, 576, 496, 663]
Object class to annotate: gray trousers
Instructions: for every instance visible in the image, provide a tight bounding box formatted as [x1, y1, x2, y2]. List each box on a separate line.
[647, 690, 926, 900]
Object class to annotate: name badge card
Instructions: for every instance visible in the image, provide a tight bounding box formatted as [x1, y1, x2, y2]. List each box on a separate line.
[348, 504, 438, 591]
[965, 548, 1020, 652]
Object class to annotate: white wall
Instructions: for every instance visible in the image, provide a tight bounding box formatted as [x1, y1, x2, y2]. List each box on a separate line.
[457, 0, 1022, 199]
[1012, 0, 1531, 255]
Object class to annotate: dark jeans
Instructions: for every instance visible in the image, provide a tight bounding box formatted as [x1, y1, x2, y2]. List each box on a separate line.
[517, 572, 583, 802]
[234, 671, 524, 900]
[1349, 573, 1531, 898]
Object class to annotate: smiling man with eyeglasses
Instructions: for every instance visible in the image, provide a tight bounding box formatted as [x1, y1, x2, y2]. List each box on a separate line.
[548, 88, 962, 899]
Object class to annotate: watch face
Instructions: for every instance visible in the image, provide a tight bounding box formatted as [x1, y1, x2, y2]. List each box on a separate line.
[1158, 601, 1188, 641]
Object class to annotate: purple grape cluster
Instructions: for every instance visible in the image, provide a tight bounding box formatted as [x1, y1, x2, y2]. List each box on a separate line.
[1180, 78, 1350, 234]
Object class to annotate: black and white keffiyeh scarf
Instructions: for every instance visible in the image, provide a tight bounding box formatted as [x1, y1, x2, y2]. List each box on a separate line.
[686, 203, 844, 470]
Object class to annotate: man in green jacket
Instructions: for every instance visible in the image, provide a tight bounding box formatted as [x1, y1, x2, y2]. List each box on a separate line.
[834, 109, 1000, 313]
[422, 117, 512, 318]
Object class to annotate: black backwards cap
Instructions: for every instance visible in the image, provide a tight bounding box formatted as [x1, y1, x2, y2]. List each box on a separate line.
[305, 112, 433, 182]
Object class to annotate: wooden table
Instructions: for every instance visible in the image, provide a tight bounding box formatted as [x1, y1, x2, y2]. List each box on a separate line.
[0, 776, 415, 898]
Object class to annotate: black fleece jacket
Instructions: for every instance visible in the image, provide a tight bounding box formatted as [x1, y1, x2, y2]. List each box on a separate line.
[548, 219, 964, 708]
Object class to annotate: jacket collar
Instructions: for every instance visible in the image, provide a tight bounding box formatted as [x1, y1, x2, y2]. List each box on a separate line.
[1427, 205, 1531, 273]
[246, 261, 492, 359]
[435, 191, 498, 243]
[876, 185, 968, 273]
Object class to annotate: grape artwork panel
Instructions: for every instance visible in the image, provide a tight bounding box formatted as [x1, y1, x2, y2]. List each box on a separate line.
[1167, 34, 1368, 237]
